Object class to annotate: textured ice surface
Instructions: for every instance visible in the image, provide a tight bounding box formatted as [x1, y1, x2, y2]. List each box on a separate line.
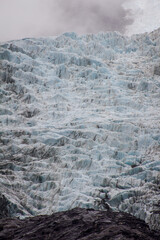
[0, 29, 160, 230]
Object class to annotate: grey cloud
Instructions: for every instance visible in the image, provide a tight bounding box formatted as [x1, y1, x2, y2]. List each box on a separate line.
[0, 0, 134, 42]
[57, 0, 133, 34]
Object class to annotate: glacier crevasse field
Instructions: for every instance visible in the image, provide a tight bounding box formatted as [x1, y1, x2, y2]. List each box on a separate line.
[0, 29, 160, 230]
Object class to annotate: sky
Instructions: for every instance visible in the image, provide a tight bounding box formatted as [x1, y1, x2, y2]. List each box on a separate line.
[0, 0, 160, 42]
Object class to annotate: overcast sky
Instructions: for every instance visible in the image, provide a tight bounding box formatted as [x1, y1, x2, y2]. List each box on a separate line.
[0, 0, 160, 42]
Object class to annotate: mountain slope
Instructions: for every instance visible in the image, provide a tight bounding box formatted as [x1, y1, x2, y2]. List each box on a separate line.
[0, 29, 160, 230]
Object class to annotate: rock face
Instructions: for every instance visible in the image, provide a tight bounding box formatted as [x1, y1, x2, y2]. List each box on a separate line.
[0, 208, 159, 240]
[154, 65, 160, 76]
[0, 29, 160, 230]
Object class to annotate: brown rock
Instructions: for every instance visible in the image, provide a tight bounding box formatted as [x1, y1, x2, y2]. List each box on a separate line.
[0, 208, 159, 240]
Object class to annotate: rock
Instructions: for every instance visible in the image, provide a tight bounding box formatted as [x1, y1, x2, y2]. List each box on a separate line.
[154, 65, 160, 76]
[0, 208, 159, 240]
[0, 194, 10, 218]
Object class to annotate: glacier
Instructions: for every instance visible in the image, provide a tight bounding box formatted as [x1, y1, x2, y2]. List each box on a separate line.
[0, 29, 160, 230]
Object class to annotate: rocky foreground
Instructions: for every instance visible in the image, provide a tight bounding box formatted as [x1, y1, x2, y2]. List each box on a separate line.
[0, 208, 160, 240]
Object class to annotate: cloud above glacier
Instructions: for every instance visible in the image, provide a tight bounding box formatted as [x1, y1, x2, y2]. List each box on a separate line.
[0, 0, 134, 42]
[56, 0, 133, 34]
[124, 0, 160, 35]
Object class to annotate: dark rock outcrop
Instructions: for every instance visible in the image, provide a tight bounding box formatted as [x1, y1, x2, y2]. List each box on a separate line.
[0, 194, 9, 218]
[0, 208, 159, 240]
[154, 65, 160, 75]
